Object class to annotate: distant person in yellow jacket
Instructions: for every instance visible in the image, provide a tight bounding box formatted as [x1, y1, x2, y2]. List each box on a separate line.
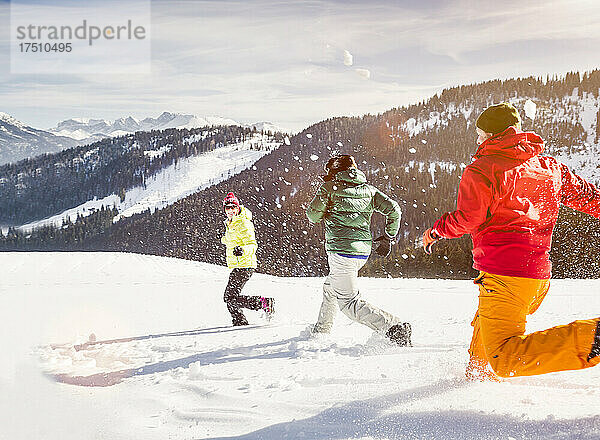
[221, 192, 274, 326]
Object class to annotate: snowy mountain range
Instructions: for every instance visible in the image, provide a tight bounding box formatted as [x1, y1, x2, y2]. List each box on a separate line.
[0, 112, 78, 165]
[48, 112, 288, 145]
[0, 111, 287, 166]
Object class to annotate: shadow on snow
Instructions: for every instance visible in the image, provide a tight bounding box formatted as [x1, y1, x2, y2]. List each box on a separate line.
[205, 378, 600, 440]
[51, 324, 448, 387]
[70, 325, 256, 351]
[51, 325, 296, 387]
[48, 327, 600, 438]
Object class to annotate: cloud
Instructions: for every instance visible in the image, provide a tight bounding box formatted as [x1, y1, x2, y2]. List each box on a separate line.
[1, 0, 600, 131]
[355, 68, 371, 80]
[414, 0, 600, 62]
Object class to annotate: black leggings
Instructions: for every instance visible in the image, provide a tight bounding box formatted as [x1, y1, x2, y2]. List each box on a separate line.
[224, 268, 263, 325]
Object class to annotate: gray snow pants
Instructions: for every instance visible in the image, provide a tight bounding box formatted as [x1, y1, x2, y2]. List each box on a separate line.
[313, 252, 399, 334]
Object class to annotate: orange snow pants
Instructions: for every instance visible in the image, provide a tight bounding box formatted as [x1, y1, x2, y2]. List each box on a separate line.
[468, 272, 600, 378]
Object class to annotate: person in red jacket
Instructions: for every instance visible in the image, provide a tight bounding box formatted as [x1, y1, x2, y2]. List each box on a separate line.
[423, 102, 600, 380]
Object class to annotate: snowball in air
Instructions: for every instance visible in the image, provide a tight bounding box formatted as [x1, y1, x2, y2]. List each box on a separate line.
[343, 50, 353, 66]
[524, 99, 536, 121]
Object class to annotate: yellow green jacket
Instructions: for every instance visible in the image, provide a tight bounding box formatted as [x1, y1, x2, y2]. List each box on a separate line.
[221, 206, 258, 268]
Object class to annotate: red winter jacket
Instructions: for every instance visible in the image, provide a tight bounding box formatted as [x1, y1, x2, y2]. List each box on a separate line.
[433, 127, 600, 279]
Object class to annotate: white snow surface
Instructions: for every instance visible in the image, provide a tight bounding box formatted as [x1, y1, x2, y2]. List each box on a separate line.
[17, 135, 280, 232]
[2, 252, 600, 439]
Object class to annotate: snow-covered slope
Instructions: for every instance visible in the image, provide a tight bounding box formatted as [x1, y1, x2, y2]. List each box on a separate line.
[49, 112, 288, 145]
[0, 113, 78, 165]
[2, 252, 599, 439]
[17, 133, 281, 232]
[396, 93, 600, 185]
[245, 121, 288, 134]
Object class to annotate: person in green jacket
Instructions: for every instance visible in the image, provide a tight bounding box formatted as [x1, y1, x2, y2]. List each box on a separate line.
[221, 192, 274, 326]
[306, 155, 412, 346]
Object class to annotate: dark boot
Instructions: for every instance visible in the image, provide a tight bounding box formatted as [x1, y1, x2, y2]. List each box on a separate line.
[227, 299, 250, 326]
[261, 297, 275, 321]
[588, 320, 600, 361]
[232, 317, 249, 327]
[386, 323, 412, 347]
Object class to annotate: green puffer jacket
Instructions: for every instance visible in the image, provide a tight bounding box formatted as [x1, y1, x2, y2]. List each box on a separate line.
[306, 168, 401, 255]
[221, 206, 258, 268]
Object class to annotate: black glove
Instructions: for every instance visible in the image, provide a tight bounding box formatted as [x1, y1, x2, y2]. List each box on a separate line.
[422, 228, 441, 255]
[374, 235, 392, 257]
[233, 246, 244, 256]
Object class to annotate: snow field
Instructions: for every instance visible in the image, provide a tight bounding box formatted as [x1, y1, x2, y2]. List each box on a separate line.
[1, 252, 600, 439]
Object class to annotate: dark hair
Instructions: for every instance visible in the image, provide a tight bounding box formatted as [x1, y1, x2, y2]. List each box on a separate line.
[322, 155, 357, 181]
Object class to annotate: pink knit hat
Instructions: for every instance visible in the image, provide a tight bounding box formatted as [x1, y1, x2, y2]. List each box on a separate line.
[223, 192, 240, 208]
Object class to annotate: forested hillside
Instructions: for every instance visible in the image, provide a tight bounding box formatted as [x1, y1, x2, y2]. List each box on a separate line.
[0, 125, 280, 225]
[3, 71, 600, 279]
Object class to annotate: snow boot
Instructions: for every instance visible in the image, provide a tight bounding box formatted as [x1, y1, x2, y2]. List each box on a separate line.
[386, 322, 412, 347]
[588, 320, 600, 361]
[232, 317, 249, 327]
[260, 297, 275, 321]
[465, 356, 501, 382]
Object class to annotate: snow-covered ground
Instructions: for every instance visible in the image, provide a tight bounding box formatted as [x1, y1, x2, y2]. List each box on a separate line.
[15, 135, 280, 233]
[1, 252, 600, 439]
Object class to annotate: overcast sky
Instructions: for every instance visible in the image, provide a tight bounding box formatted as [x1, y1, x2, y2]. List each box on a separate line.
[1, 0, 600, 132]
